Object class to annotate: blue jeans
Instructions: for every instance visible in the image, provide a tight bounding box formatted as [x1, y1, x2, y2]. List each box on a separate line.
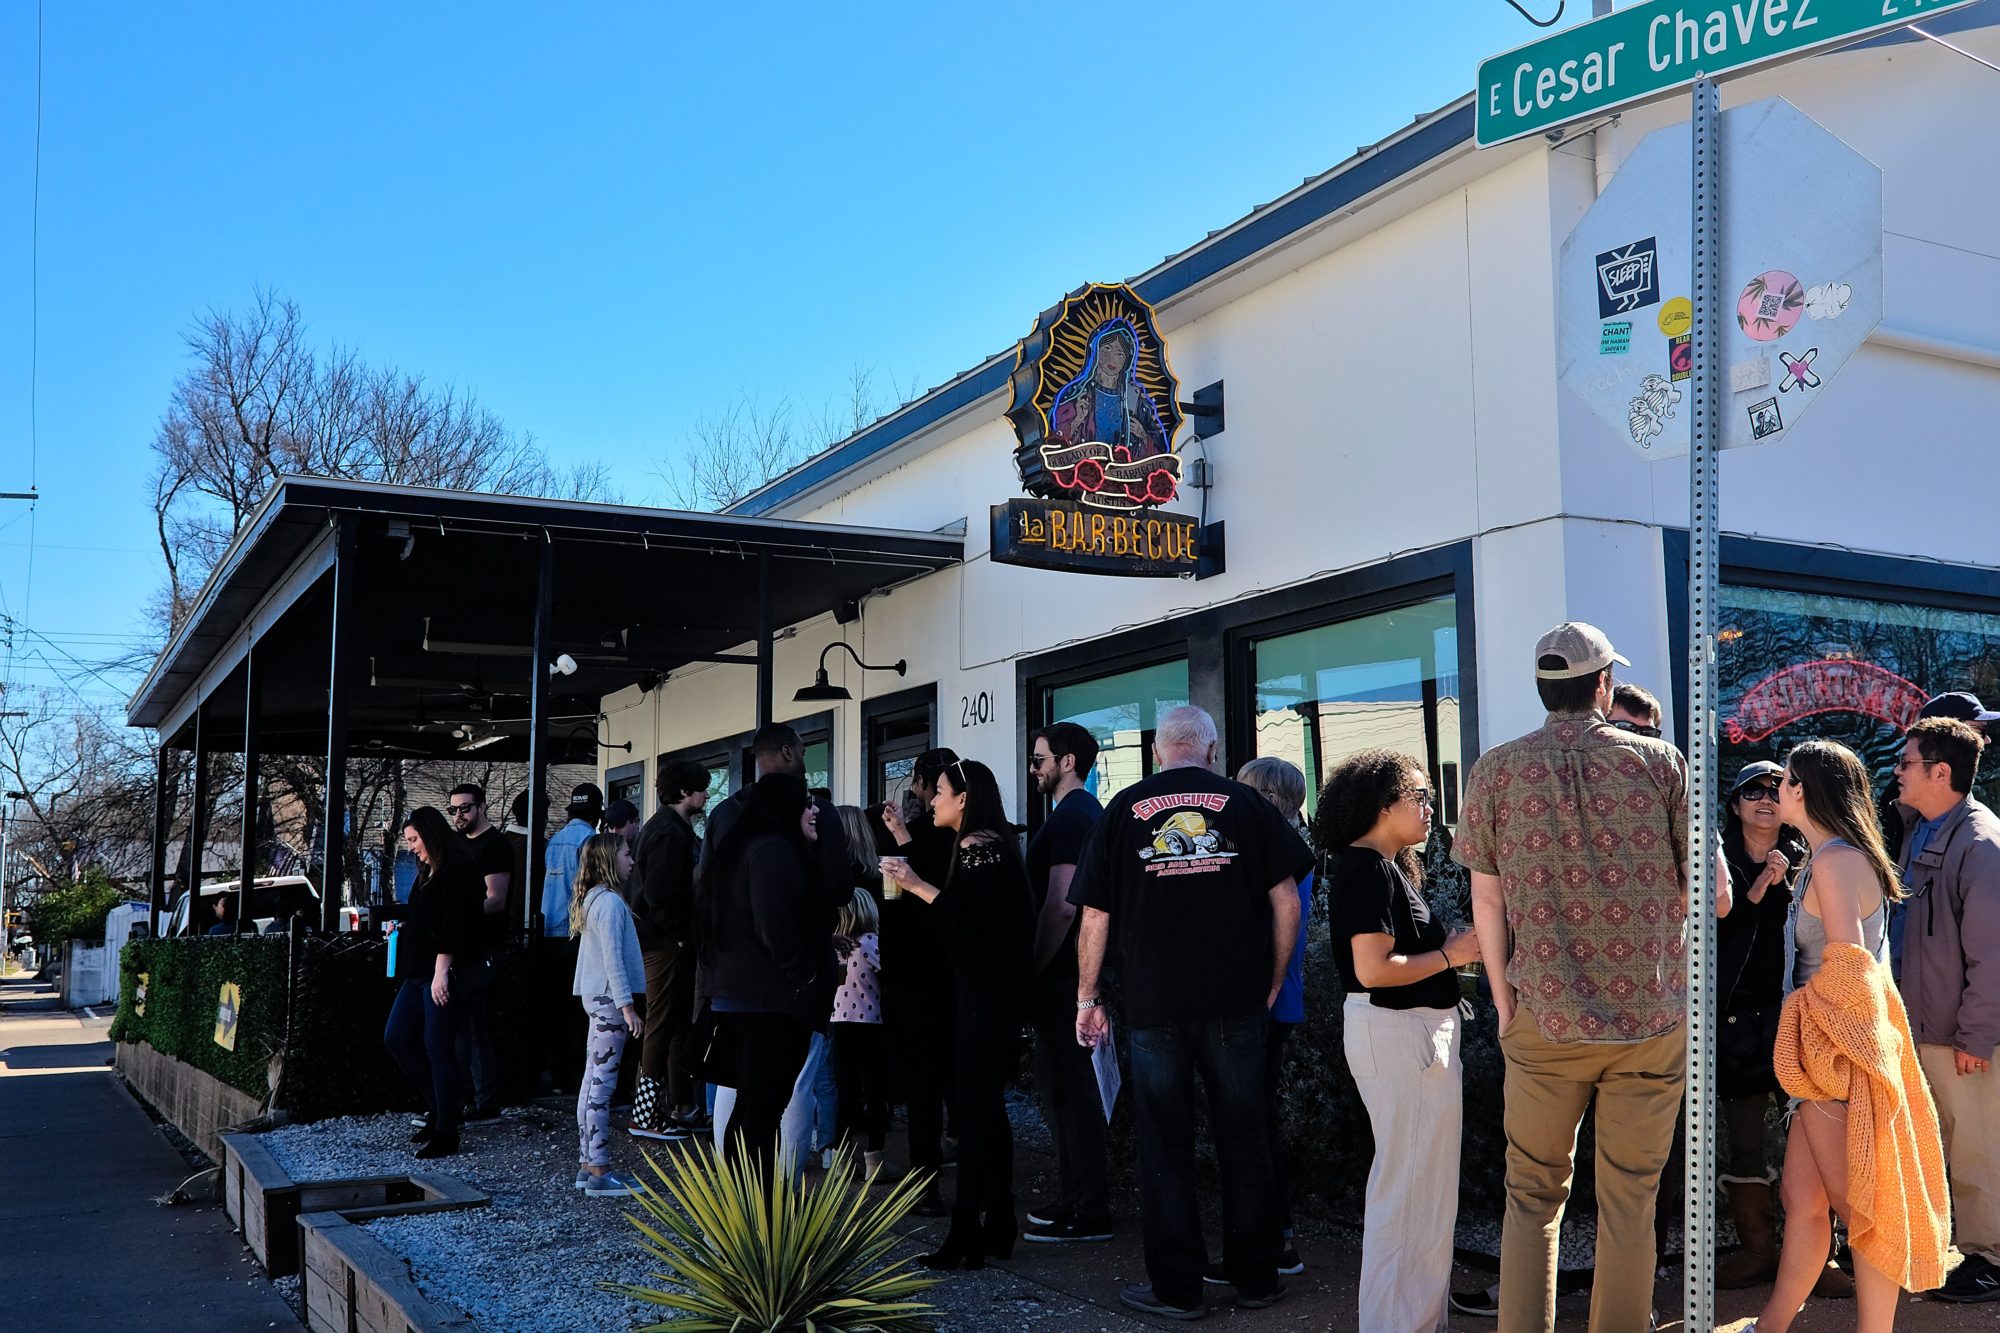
[384, 979, 467, 1131]
[1129, 1010, 1281, 1307]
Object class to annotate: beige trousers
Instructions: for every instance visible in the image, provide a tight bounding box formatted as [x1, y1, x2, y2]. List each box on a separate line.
[1919, 1041, 2000, 1264]
[1344, 996, 1462, 1333]
[1497, 1014, 1684, 1333]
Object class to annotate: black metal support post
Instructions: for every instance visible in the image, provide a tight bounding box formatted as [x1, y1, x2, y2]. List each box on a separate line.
[149, 745, 171, 938]
[755, 554, 774, 730]
[188, 699, 210, 911]
[237, 641, 260, 935]
[319, 514, 356, 935]
[526, 533, 554, 940]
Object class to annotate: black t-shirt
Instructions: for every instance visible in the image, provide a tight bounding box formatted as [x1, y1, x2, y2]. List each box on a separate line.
[1026, 788, 1104, 979]
[1068, 767, 1314, 1027]
[1328, 845, 1457, 1011]
[463, 826, 514, 950]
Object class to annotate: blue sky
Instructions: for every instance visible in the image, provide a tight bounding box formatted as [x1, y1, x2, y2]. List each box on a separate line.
[0, 0, 1561, 711]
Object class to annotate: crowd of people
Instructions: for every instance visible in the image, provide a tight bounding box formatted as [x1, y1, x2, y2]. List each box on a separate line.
[370, 620, 2000, 1329]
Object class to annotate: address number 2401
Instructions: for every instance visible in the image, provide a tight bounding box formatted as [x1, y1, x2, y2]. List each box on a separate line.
[960, 691, 995, 728]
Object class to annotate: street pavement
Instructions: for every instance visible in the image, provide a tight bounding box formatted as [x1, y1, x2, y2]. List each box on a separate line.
[0, 973, 299, 1331]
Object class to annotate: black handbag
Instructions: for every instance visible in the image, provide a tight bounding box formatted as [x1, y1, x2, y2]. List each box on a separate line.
[449, 957, 496, 997]
[683, 1002, 739, 1087]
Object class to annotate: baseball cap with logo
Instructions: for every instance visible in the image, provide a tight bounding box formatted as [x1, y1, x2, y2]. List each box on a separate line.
[1533, 622, 1632, 680]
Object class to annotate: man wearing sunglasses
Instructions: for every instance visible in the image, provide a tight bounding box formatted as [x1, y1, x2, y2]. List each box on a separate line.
[447, 783, 512, 1120]
[1894, 715, 2000, 1303]
[1608, 682, 1664, 740]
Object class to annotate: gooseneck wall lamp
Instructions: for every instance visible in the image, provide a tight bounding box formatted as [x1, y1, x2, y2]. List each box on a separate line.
[794, 641, 907, 703]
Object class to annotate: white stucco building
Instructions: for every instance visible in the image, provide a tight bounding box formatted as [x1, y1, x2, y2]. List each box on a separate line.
[599, 12, 2000, 831]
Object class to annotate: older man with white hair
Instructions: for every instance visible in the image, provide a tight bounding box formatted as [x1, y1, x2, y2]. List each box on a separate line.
[1070, 705, 1313, 1320]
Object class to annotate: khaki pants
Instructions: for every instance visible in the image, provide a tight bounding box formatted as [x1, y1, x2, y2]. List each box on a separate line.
[1919, 1041, 2000, 1265]
[1498, 1014, 1685, 1333]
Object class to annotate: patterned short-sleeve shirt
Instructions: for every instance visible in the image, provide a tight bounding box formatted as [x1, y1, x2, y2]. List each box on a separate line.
[1454, 709, 1690, 1043]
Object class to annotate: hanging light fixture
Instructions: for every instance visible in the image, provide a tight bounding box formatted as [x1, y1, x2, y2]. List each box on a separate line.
[794, 641, 906, 703]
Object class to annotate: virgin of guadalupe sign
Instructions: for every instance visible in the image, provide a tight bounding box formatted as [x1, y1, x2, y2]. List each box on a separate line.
[1007, 283, 1186, 510]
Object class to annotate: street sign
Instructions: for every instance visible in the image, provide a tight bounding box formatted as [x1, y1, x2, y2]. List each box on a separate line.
[1557, 97, 1882, 459]
[1476, 0, 1977, 146]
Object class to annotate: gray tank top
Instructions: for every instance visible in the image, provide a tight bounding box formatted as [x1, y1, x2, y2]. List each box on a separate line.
[1786, 836, 1889, 991]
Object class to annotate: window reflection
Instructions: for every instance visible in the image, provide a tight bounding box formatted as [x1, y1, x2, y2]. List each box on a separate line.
[1251, 597, 1462, 825]
[1048, 660, 1191, 808]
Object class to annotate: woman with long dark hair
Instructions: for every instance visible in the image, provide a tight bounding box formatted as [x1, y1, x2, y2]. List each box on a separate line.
[695, 772, 834, 1175]
[1751, 740, 1947, 1333]
[1314, 749, 1477, 1333]
[385, 805, 487, 1159]
[879, 758, 1034, 1270]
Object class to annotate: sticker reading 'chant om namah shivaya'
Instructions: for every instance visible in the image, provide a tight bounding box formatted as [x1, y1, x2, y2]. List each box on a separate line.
[1006, 283, 1186, 511]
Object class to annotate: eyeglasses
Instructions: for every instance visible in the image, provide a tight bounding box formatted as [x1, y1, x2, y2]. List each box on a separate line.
[1609, 719, 1663, 739]
[1403, 788, 1436, 807]
[447, 802, 478, 816]
[1892, 757, 1939, 774]
[1027, 754, 1049, 771]
[1737, 785, 1781, 803]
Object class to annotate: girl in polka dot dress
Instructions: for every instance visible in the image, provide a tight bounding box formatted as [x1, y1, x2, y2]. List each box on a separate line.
[830, 888, 897, 1180]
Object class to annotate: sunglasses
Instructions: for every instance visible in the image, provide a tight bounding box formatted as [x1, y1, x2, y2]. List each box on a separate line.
[1027, 754, 1049, 770]
[1609, 719, 1663, 739]
[447, 802, 479, 816]
[1737, 784, 1781, 803]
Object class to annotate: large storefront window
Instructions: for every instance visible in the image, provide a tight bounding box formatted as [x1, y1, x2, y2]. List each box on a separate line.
[1250, 597, 1462, 824]
[1048, 659, 1190, 807]
[1718, 584, 2000, 811]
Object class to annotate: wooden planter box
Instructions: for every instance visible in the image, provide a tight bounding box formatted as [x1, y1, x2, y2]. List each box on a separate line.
[300, 1211, 477, 1333]
[116, 1039, 267, 1161]
[219, 1132, 487, 1278]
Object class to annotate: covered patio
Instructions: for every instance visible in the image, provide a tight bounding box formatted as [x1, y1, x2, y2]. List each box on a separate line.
[125, 476, 962, 934]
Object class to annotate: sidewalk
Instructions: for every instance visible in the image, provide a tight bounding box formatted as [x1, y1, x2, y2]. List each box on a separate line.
[0, 974, 299, 1331]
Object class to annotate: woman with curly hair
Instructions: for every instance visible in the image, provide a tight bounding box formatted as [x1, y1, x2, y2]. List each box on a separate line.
[1314, 749, 1479, 1333]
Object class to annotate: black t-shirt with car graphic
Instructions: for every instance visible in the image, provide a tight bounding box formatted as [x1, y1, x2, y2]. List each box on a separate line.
[1068, 765, 1315, 1028]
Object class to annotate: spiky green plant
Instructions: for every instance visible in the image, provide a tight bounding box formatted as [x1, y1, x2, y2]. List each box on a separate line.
[602, 1141, 940, 1331]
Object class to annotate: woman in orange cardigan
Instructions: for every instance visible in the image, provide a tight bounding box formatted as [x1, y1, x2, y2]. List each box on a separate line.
[1748, 741, 1948, 1333]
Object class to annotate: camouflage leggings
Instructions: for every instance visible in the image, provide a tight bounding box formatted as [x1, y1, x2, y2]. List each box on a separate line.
[577, 995, 630, 1168]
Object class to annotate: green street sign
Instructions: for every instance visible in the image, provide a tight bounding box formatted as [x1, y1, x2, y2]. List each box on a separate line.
[1476, 0, 1977, 147]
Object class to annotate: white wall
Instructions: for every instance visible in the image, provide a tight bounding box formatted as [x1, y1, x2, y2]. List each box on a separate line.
[609, 26, 2000, 795]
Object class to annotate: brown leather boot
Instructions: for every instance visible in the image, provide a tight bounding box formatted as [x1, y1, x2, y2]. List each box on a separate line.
[1716, 1179, 1778, 1289]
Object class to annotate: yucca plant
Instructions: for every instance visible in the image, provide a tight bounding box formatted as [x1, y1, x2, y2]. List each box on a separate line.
[602, 1141, 941, 1331]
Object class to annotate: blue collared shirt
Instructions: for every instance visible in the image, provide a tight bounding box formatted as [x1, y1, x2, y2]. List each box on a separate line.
[541, 818, 595, 937]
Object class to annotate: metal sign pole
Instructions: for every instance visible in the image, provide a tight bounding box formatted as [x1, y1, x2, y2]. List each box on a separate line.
[1683, 73, 1723, 1333]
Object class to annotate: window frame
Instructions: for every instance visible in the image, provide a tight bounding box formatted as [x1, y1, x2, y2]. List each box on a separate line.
[1017, 542, 1476, 833]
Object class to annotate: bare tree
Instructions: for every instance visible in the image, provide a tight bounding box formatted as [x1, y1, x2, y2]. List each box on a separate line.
[656, 362, 922, 512]
[149, 288, 614, 628]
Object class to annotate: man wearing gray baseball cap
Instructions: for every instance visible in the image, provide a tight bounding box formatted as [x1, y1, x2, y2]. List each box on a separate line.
[1454, 621, 1708, 1333]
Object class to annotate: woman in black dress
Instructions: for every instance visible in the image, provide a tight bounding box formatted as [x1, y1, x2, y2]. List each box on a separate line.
[384, 805, 487, 1159]
[879, 758, 1034, 1270]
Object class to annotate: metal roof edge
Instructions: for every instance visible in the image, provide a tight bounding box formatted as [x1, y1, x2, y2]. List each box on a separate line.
[727, 95, 1480, 519]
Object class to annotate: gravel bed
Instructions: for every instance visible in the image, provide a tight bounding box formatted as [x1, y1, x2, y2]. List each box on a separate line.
[263, 1107, 660, 1331]
[256, 1103, 1090, 1332]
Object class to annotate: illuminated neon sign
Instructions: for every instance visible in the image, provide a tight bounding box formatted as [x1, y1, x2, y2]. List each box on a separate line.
[1006, 283, 1186, 511]
[1727, 659, 1927, 743]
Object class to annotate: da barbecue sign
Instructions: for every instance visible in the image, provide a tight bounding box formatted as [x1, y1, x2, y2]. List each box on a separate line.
[1558, 98, 1882, 459]
[997, 283, 1223, 578]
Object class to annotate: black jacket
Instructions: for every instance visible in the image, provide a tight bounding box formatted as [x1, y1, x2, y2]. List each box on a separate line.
[1718, 823, 1807, 1013]
[704, 787, 855, 921]
[395, 862, 486, 983]
[629, 804, 697, 951]
[705, 833, 837, 1027]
